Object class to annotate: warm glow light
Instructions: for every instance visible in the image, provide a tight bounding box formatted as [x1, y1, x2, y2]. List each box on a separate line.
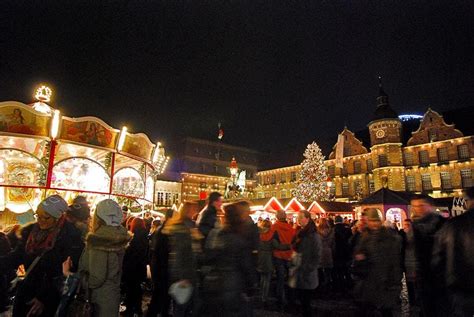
[117, 126, 127, 151]
[32, 102, 53, 114]
[50, 109, 61, 139]
[35, 85, 52, 103]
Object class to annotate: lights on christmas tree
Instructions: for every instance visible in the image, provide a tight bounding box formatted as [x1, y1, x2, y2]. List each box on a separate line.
[291, 141, 329, 202]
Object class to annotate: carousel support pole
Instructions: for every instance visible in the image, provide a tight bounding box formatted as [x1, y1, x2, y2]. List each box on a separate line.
[45, 140, 57, 190]
[108, 152, 116, 196]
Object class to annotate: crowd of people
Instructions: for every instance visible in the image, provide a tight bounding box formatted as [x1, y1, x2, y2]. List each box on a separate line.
[0, 187, 473, 317]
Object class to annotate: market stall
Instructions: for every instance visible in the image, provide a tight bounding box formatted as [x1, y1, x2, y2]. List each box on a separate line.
[0, 87, 168, 226]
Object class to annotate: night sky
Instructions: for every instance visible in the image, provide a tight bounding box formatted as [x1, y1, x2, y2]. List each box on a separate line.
[2, 1, 473, 167]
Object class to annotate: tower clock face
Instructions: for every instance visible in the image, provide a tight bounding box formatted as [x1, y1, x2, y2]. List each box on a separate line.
[375, 129, 386, 139]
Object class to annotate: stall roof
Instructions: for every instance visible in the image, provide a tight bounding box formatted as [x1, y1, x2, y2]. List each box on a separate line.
[284, 197, 305, 212]
[359, 188, 412, 205]
[308, 201, 354, 213]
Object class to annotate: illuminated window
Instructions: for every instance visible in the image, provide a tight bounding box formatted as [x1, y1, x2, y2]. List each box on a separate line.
[406, 175, 416, 192]
[342, 181, 349, 196]
[437, 147, 449, 162]
[342, 163, 348, 176]
[419, 150, 429, 165]
[328, 165, 335, 178]
[404, 152, 414, 166]
[353, 161, 361, 174]
[354, 180, 362, 197]
[330, 183, 336, 196]
[290, 172, 297, 182]
[428, 129, 437, 142]
[378, 154, 388, 167]
[367, 159, 373, 172]
[280, 172, 287, 183]
[258, 192, 264, 199]
[157, 192, 164, 205]
[458, 144, 470, 159]
[440, 172, 452, 190]
[271, 174, 276, 184]
[461, 169, 472, 188]
[281, 190, 287, 199]
[421, 174, 432, 191]
[369, 180, 375, 193]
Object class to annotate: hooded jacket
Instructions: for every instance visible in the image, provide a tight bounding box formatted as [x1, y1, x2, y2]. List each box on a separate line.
[272, 221, 296, 261]
[79, 225, 131, 317]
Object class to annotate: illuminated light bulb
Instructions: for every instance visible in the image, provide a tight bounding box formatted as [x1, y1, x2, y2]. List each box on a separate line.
[117, 126, 128, 151]
[35, 85, 52, 103]
[50, 110, 61, 139]
[32, 102, 53, 114]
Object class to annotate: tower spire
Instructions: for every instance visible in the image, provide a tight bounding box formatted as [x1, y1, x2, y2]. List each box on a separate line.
[378, 76, 387, 97]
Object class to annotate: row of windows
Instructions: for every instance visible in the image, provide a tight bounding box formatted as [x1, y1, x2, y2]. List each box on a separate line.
[260, 171, 297, 185]
[327, 144, 470, 177]
[156, 192, 180, 206]
[405, 169, 472, 191]
[405, 144, 470, 165]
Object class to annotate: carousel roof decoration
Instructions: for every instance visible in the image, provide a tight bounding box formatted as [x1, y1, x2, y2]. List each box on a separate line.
[284, 197, 305, 212]
[0, 85, 170, 215]
[263, 196, 285, 212]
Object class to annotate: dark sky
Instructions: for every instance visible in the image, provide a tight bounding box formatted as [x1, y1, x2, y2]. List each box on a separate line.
[2, 1, 473, 166]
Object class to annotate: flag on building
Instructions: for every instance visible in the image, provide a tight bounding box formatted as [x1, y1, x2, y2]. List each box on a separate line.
[335, 133, 344, 168]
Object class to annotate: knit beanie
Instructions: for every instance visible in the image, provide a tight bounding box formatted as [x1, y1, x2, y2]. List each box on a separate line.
[37, 195, 68, 219]
[72, 196, 88, 207]
[96, 199, 122, 226]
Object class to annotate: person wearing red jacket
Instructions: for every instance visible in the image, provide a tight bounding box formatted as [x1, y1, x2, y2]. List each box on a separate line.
[271, 210, 296, 309]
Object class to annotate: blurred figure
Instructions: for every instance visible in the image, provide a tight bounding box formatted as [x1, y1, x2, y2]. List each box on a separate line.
[401, 219, 417, 307]
[353, 208, 402, 317]
[333, 215, 352, 292]
[290, 211, 321, 317]
[1, 195, 83, 317]
[197, 192, 223, 243]
[146, 209, 174, 317]
[410, 194, 446, 317]
[0, 231, 12, 314]
[317, 218, 335, 290]
[271, 210, 296, 309]
[200, 202, 256, 316]
[163, 204, 203, 316]
[63, 199, 131, 317]
[236, 201, 260, 254]
[432, 187, 474, 316]
[149, 219, 161, 235]
[123, 218, 149, 316]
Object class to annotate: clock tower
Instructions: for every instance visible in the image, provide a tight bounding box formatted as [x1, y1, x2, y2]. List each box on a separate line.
[368, 78, 402, 146]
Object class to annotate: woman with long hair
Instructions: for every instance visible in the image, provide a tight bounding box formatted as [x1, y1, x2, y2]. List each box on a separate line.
[290, 211, 322, 317]
[317, 218, 335, 290]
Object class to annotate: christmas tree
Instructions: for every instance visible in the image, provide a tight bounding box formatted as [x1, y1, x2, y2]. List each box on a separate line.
[292, 141, 329, 202]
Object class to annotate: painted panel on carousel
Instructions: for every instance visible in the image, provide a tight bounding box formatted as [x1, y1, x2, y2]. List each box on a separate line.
[60, 116, 119, 149]
[0, 102, 51, 136]
[121, 133, 154, 161]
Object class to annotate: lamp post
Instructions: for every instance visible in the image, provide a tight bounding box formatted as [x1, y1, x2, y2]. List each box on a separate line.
[227, 157, 240, 198]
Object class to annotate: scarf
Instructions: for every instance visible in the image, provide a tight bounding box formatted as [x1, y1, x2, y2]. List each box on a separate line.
[25, 216, 66, 256]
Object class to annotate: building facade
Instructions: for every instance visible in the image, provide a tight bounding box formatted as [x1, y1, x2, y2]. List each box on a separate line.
[256, 85, 473, 201]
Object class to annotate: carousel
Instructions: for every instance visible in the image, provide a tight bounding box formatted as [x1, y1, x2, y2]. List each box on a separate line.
[0, 86, 169, 226]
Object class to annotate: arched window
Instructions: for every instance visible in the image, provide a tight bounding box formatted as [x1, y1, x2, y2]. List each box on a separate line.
[52, 157, 110, 192]
[113, 167, 145, 198]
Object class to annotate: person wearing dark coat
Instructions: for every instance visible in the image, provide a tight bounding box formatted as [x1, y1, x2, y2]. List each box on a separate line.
[197, 192, 223, 242]
[0, 195, 83, 317]
[432, 187, 474, 316]
[353, 208, 402, 317]
[146, 209, 174, 317]
[0, 232, 13, 314]
[123, 217, 149, 316]
[200, 202, 256, 317]
[333, 215, 352, 291]
[410, 194, 446, 317]
[289, 211, 321, 317]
